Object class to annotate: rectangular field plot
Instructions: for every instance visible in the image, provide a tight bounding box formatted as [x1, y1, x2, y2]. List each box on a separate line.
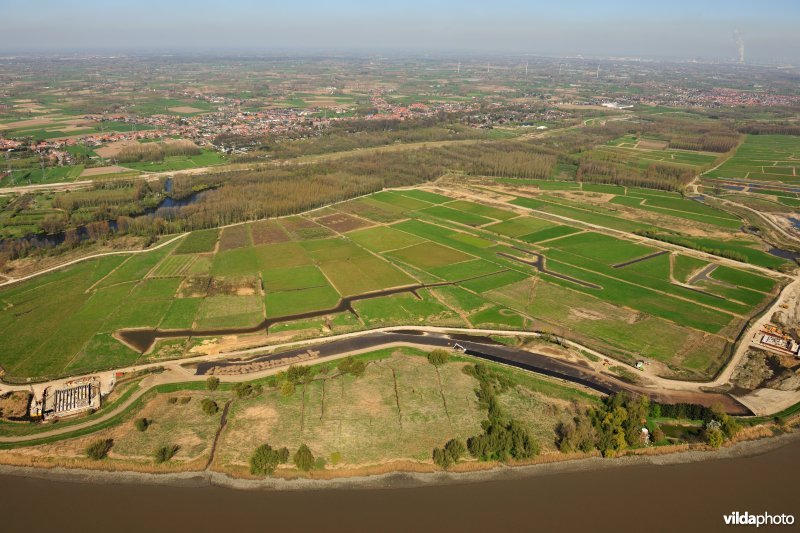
[218, 224, 252, 251]
[418, 205, 493, 227]
[430, 285, 489, 315]
[372, 190, 434, 210]
[396, 189, 452, 204]
[459, 269, 530, 293]
[708, 265, 776, 293]
[315, 212, 373, 233]
[484, 216, 555, 237]
[95, 245, 177, 288]
[102, 299, 173, 331]
[337, 197, 407, 223]
[386, 242, 474, 270]
[519, 225, 581, 243]
[278, 216, 335, 240]
[265, 285, 341, 317]
[159, 298, 202, 329]
[347, 225, 426, 252]
[211, 247, 260, 277]
[429, 258, 503, 281]
[195, 295, 264, 329]
[249, 220, 290, 245]
[262, 265, 332, 293]
[445, 230, 494, 248]
[303, 238, 415, 295]
[149, 254, 197, 278]
[254, 242, 313, 270]
[352, 290, 461, 327]
[128, 278, 182, 301]
[543, 232, 655, 265]
[444, 200, 517, 221]
[175, 229, 219, 254]
[64, 333, 141, 375]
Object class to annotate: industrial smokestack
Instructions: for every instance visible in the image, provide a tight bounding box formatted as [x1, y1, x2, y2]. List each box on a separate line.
[733, 29, 745, 63]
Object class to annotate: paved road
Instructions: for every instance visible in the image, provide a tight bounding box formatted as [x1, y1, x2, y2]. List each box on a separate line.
[193, 330, 752, 414]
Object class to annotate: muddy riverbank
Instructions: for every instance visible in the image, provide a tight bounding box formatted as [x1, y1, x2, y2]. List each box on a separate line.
[1, 431, 798, 532]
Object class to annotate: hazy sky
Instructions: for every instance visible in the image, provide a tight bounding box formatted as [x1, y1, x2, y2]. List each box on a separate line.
[2, 0, 798, 62]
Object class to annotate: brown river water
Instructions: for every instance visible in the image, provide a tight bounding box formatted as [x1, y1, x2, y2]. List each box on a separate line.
[1, 436, 798, 533]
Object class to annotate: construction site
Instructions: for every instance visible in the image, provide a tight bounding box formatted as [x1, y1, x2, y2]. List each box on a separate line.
[36, 378, 101, 420]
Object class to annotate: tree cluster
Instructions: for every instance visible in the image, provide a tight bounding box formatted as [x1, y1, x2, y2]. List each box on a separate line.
[250, 443, 290, 475]
[116, 140, 201, 163]
[432, 438, 466, 469]
[462, 364, 540, 462]
[556, 393, 649, 457]
[337, 357, 366, 377]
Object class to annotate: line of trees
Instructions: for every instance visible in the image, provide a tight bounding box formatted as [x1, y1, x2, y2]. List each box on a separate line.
[669, 133, 738, 153]
[576, 159, 693, 191]
[738, 124, 800, 136]
[116, 140, 201, 163]
[633, 229, 748, 263]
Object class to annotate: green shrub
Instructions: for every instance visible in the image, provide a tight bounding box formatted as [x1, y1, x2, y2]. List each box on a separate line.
[705, 426, 724, 448]
[233, 382, 262, 399]
[433, 438, 467, 469]
[427, 349, 450, 366]
[206, 377, 220, 391]
[432, 447, 451, 469]
[201, 398, 219, 415]
[86, 439, 114, 460]
[280, 381, 295, 397]
[155, 444, 180, 463]
[293, 444, 315, 471]
[287, 365, 312, 384]
[338, 357, 367, 377]
[134, 418, 150, 432]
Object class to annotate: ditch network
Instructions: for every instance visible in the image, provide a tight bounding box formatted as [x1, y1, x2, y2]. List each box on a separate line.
[723, 512, 795, 527]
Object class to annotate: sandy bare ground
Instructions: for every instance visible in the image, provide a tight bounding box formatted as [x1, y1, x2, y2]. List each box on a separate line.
[79, 165, 131, 177]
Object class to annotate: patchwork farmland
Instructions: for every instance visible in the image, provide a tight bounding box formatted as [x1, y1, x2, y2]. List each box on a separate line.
[0, 184, 783, 383]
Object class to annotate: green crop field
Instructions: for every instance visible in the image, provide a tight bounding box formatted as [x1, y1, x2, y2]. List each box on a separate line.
[387, 242, 474, 270]
[419, 205, 493, 226]
[484, 216, 555, 237]
[175, 229, 219, 254]
[706, 135, 800, 184]
[444, 199, 518, 220]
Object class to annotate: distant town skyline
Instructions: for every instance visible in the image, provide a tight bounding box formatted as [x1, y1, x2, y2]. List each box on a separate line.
[1, 0, 799, 63]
